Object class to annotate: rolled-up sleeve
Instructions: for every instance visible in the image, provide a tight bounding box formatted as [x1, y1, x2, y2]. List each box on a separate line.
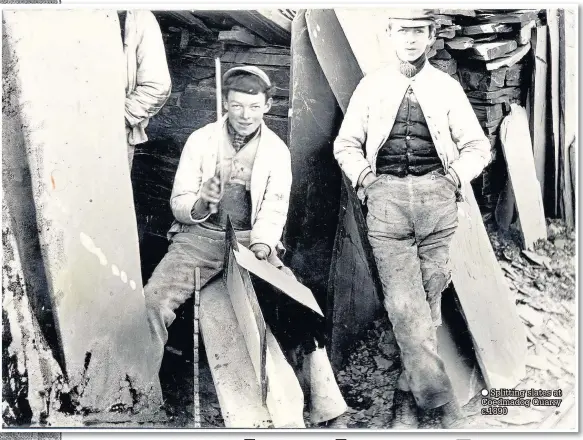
[333, 78, 372, 188]
[447, 81, 492, 184]
[125, 11, 172, 127]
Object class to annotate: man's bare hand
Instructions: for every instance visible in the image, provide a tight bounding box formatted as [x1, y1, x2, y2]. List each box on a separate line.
[200, 175, 221, 214]
[250, 243, 270, 260]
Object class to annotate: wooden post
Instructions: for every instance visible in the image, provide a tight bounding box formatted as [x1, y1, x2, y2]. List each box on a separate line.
[193, 267, 201, 428]
[530, 24, 548, 199]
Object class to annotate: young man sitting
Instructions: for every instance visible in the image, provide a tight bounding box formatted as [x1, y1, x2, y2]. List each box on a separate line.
[144, 66, 348, 428]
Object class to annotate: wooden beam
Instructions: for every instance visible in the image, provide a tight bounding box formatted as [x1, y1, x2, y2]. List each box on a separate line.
[547, 9, 561, 216]
[485, 43, 531, 71]
[560, 8, 576, 228]
[218, 28, 268, 46]
[519, 20, 536, 45]
[499, 104, 547, 249]
[162, 11, 213, 36]
[227, 10, 290, 46]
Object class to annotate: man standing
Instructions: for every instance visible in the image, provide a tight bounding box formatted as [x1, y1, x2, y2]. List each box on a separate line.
[118, 10, 172, 168]
[333, 9, 491, 429]
[145, 66, 348, 427]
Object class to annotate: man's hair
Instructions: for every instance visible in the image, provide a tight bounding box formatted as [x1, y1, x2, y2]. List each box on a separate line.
[223, 72, 275, 100]
[387, 20, 436, 36]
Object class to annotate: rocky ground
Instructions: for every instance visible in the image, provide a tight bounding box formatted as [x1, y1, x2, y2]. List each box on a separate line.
[155, 219, 576, 430]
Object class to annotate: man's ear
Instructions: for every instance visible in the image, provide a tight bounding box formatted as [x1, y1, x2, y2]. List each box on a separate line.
[223, 97, 228, 113]
[428, 25, 437, 47]
[264, 97, 273, 113]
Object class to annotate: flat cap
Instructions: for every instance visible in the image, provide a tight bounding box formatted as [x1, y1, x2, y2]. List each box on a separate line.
[389, 8, 436, 26]
[222, 65, 272, 88]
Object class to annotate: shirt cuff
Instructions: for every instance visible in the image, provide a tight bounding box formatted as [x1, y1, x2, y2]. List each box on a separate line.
[357, 168, 374, 187]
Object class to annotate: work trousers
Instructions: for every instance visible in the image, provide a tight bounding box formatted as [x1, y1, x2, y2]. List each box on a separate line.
[144, 225, 347, 423]
[365, 171, 458, 409]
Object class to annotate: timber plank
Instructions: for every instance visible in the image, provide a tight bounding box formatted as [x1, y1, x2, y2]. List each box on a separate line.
[2, 10, 161, 415]
[519, 20, 536, 45]
[548, 10, 560, 215]
[499, 104, 547, 249]
[227, 10, 290, 46]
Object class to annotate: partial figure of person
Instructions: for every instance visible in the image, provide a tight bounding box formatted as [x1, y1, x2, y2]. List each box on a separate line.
[144, 66, 348, 427]
[118, 10, 172, 169]
[333, 9, 491, 429]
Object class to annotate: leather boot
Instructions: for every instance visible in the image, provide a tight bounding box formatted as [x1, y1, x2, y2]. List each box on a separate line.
[391, 389, 419, 429]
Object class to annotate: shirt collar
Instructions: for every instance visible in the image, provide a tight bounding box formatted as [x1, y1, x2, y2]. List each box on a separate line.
[226, 120, 261, 151]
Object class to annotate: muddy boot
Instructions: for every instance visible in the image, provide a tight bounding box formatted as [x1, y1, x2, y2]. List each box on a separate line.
[391, 390, 419, 429]
[440, 400, 466, 429]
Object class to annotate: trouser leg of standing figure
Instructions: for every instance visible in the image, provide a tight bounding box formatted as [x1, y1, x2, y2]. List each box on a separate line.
[365, 174, 455, 410]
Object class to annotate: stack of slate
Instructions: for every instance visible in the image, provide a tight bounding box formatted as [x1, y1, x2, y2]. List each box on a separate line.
[427, 12, 466, 80]
[432, 9, 542, 216]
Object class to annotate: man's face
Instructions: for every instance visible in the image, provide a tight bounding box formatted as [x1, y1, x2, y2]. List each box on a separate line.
[389, 22, 434, 62]
[224, 90, 272, 136]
